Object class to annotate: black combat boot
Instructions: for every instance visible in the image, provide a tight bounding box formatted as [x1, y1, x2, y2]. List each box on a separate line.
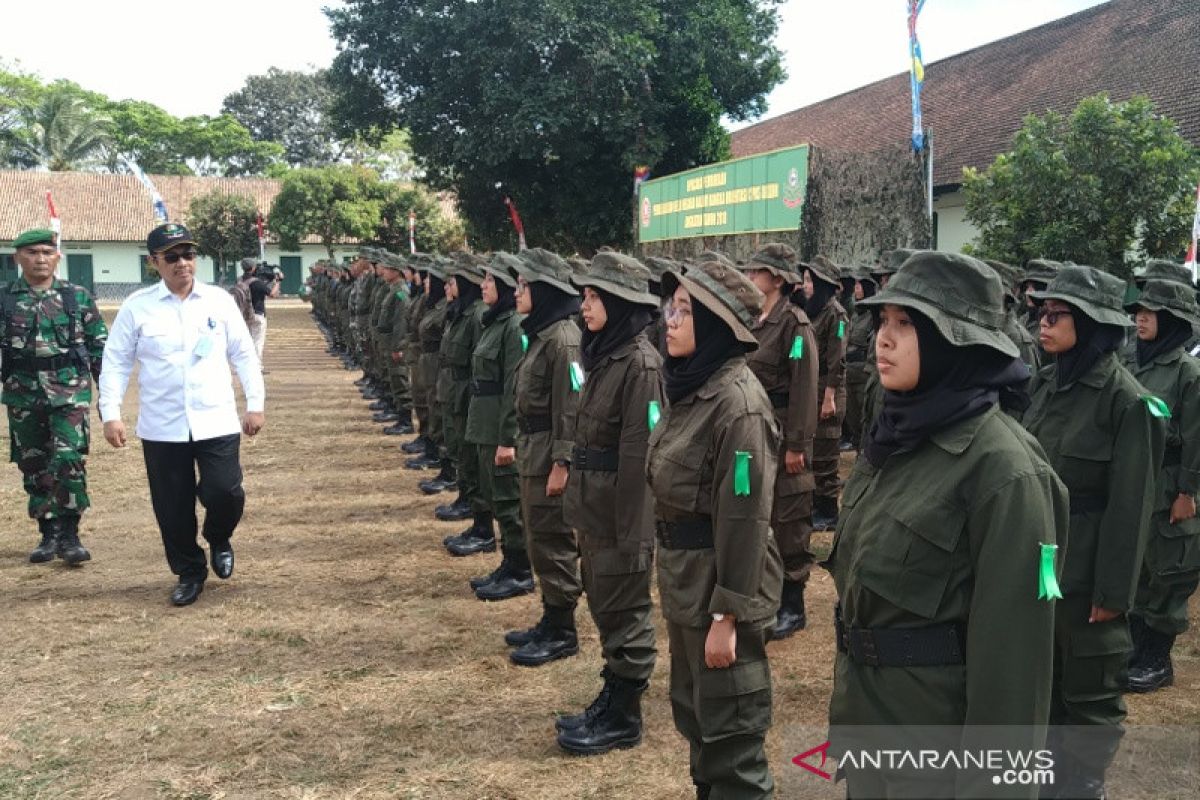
[55, 516, 91, 566]
[475, 550, 535, 601]
[510, 604, 578, 666]
[1126, 627, 1176, 693]
[373, 409, 401, 423]
[406, 439, 442, 470]
[469, 559, 506, 590]
[556, 671, 646, 755]
[384, 409, 415, 436]
[367, 398, 390, 411]
[29, 517, 58, 563]
[812, 496, 839, 532]
[354, 375, 370, 387]
[361, 384, 381, 400]
[556, 668, 617, 732]
[401, 434, 432, 455]
[770, 579, 807, 640]
[695, 782, 712, 800]
[419, 461, 458, 495]
[435, 494, 473, 522]
[444, 513, 496, 556]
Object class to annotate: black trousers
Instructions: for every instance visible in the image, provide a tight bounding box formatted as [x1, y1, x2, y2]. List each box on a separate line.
[142, 434, 245, 582]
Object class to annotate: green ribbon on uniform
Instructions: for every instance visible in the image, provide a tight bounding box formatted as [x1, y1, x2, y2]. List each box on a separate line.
[1141, 395, 1171, 419]
[647, 400, 661, 432]
[733, 451, 752, 496]
[570, 361, 585, 392]
[1038, 543, 1063, 601]
[394, 289, 407, 301]
[789, 335, 804, 360]
[837, 320, 846, 339]
[521, 334, 529, 353]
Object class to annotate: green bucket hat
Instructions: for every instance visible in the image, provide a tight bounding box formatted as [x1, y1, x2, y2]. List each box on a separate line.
[482, 251, 521, 288]
[805, 254, 842, 287]
[858, 251, 1019, 358]
[851, 267, 879, 289]
[514, 248, 578, 295]
[447, 251, 487, 285]
[572, 252, 657, 307]
[741, 243, 801, 284]
[12, 228, 56, 249]
[873, 248, 918, 277]
[380, 252, 405, 271]
[425, 256, 451, 281]
[1022, 259, 1060, 287]
[567, 256, 591, 277]
[1125, 278, 1200, 327]
[983, 259, 1023, 299]
[1029, 265, 1132, 327]
[357, 245, 377, 261]
[1135, 258, 1193, 288]
[662, 256, 764, 348]
[643, 256, 682, 284]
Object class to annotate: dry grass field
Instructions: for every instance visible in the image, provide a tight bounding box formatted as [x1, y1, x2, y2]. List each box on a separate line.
[0, 302, 1197, 799]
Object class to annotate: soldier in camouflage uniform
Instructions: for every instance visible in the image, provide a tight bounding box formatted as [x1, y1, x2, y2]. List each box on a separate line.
[2, 229, 108, 564]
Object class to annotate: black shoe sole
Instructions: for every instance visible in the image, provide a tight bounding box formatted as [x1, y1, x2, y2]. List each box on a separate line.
[446, 540, 497, 557]
[60, 552, 91, 567]
[1125, 674, 1174, 693]
[510, 643, 580, 667]
[475, 582, 535, 601]
[557, 732, 643, 756]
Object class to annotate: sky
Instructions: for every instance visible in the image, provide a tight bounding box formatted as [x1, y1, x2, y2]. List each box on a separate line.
[3, 0, 1108, 125]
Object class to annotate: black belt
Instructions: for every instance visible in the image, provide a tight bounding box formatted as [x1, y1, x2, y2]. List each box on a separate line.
[571, 446, 619, 472]
[471, 379, 502, 396]
[1162, 445, 1182, 468]
[518, 415, 552, 434]
[1069, 492, 1107, 515]
[835, 607, 966, 667]
[767, 391, 789, 410]
[656, 518, 714, 550]
[6, 354, 78, 372]
[452, 366, 471, 380]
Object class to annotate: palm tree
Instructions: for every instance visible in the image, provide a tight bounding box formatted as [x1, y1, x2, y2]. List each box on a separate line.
[8, 87, 112, 171]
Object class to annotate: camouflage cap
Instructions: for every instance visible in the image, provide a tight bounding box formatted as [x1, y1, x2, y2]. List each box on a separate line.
[742, 243, 801, 284]
[663, 256, 764, 348]
[859, 251, 1019, 358]
[481, 251, 521, 288]
[693, 250, 737, 271]
[572, 251, 657, 307]
[447, 251, 487, 285]
[1136, 258, 1193, 288]
[643, 256, 682, 283]
[805, 254, 842, 287]
[12, 228, 56, 249]
[381, 252, 406, 270]
[1125, 278, 1200, 327]
[513, 248, 578, 295]
[1022, 258, 1061, 286]
[357, 245, 377, 261]
[1029, 264, 1132, 327]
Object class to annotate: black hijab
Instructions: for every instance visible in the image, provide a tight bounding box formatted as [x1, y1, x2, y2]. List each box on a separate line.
[663, 298, 747, 404]
[1054, 307, 1126, 387]
[580, 288, 654, 371]
[521, 281, 582, 336]
[863, 310, 1031, 468]
[446, 277, 483, 322]
[427, 274, 446, 305]
[797, 272, 838, 319]
[1136, 310, 1193, 367]
[482, 279, 516, 327]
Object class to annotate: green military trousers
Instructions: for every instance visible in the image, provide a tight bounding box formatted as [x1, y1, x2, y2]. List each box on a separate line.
[842, 363, 868, 450]
[520, 476, 582, 610]
[772, 449, 815, 585]
[813, 386, 847, 504]
[409, 351, 429, 435]
[578, 532, 656, 682]
[388, 360, 413, 413]
[668, 620, 774, 799]
[418, 353, 443, 448]
[475, 445, 524, 558]
[8, 401, 91, 519]
[1134, 509, 1200, 635]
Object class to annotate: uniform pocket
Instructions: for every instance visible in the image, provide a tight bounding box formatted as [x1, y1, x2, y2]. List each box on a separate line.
[1063, 618, 1130, 703]
[1151, 513, 1200, 575]
[698, 658, 773, 741]
[1059, 438, 1112, 496]
[855, 503, 966, 620]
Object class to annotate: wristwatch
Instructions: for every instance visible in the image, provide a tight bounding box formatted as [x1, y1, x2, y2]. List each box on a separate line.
[711, 613, 728, 623]
[554, 458, 571, 467]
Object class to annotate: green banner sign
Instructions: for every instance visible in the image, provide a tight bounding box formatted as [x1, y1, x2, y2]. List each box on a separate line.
[637, 145, 809, 243]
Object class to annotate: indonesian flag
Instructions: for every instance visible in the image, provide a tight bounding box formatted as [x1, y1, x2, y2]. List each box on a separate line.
[256, 211, 266, 261]
[46, 191, 62, 253]
[1186, 180, 1200, 281]
[503, 196, 527, 251]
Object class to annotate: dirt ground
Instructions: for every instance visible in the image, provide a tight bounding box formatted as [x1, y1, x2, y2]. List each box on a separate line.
[0, 303, 1197, 799]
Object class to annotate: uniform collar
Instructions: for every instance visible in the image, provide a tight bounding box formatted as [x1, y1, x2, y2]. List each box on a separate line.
[674, 357, 743, 404]
[1076, 351, 1117, 389]
[11, 276, 63, 294]
[154, 278, 211, 301]
[928, 405, 993, 455]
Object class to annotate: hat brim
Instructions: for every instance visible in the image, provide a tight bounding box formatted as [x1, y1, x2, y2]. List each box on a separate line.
[449, 269, 485, 286]
[571, 274, 658, 307]
[739, 262, 801, 284]
[481, 263, 518, 288]
[1028, 290, 1132, 327]
[1124, 298, 1200, 328]
[662, 272, 759, 348]
[511, 262, 578, 296]
[804, 265, 840, 288]
[859, 288, 1020, 358]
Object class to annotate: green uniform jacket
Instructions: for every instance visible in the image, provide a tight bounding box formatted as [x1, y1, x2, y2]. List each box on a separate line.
[515, 318, 580, 478]
[1123, 348, 1200, 568]
[845, 306, 873, 374]
[812, 299, 848, 394]
[647, 358, 783, 627]
[1005, 307, 1041, 375]
[746, 298, 819, 455]
[562, 333, 662, 542]
[418, 297, 448, 391]
[374, 282, 407, 340]
[825, 407, 1067, 795]
[404, 292, 428, 367]
[464, 307, 522, 447]
[1024, 353, 1165, 611]
[1, 278, 108, 408]
[443, 300, 484, 415]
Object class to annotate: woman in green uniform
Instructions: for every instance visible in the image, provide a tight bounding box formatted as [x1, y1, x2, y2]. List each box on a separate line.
[1122, 278, 1200, 693]
[647, 258, 783, 799]
[827, 251, 1068, 799]
[1024, 264, 1164, 798]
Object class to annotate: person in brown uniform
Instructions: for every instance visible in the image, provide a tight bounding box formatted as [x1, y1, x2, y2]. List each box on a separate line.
[739, 243, 819, 639]
[505, 248, 585, 666]
[649, 258, 783, 800]
[409, 260, 449, 471]
[841, 268, 877, 452]
[798, 254, 847, 531]
[557, 252, 664, 756]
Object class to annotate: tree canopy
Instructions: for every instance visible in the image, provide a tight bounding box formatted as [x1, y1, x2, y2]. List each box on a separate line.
[221, 68, 342, 167]
[326, 0, 785, 252]
[964, 94, 1200, 277]
[188, 191, 262, 283]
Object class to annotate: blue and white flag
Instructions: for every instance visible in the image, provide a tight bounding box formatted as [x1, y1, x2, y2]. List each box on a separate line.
[123, 157, 169, 223]
[908, 0, 927, 152]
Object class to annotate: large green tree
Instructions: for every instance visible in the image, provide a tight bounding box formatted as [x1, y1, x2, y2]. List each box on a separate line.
[188, 190, 262, 283]
[326, 0, 785, 252]
[964, 95, 1200, 277]
[222, 68, 341, 167]
[268, 165, 384, 258]
[7, 83, 111, 171]
[375, 182, 467, 254]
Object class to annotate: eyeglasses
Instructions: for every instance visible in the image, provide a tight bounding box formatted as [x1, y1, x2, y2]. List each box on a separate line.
[1039, 307, 1071, 327]
[159, 249, 198, 264]
[664, 305, 692, 325]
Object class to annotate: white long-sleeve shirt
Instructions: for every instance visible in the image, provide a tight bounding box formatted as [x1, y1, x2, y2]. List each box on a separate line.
[99, 280, 265, 442]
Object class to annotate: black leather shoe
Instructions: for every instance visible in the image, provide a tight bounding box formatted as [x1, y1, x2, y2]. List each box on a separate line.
[769, 581, 806, 640]
[475, 562, 534, 601]
[405, 453, 440, 470]
[469, 563, 505, 590]
[361, 386, 381, 400]
[368, 399, 389, 410]
[446, 533, 496, 557]
[211, 546, 234, 580]
[510, 627, 579, 667]
[354, 377, 370, 386]
[435, 497, 473, 521]
[505, 620, 545, 647]
[556, 672, 645, 755]
[383, 421, 414, 435]
[811, 510, 839, 532]
[373, 411, 401, 423]
[401, 435, 431, 455]
[170, 580, 204, 606]
[419, 471, 457, 495]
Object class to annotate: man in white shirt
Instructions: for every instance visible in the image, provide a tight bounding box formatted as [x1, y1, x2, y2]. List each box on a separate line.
[100, 223, 266, 606]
